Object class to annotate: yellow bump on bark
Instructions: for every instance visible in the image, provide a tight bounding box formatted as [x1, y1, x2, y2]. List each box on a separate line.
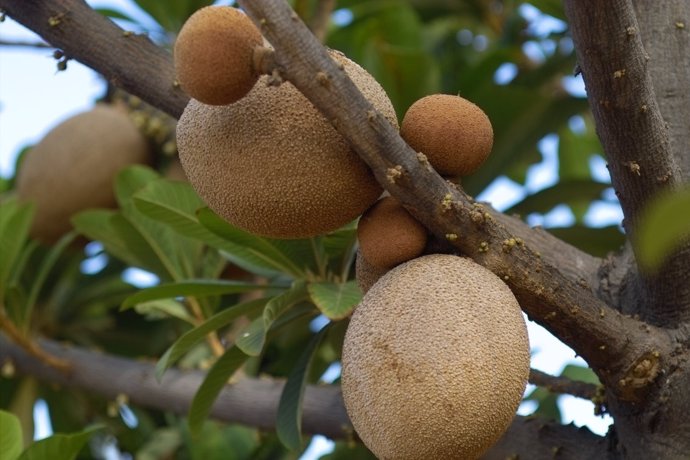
[400, 94, 493, 176]
[176, 50, 398, 239]
[16, 105, 151, 244]
[174, 6, 262, 105]
[357, 196, 427, 270]
[342, 254, 530, 460]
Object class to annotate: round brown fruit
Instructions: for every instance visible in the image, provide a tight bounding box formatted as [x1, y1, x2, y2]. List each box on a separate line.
[357, 196, 427, 270]
[174, 6, 263, 105]
[176, 50, 398, 239]
[400, 94, 493, 176]
[16, 105, 151, 243]
[342, 254, 530, 460]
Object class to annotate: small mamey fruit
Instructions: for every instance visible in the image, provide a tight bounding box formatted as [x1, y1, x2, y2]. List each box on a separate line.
[354, 248, 388, 295]
[342, 254, 530, 460]
[357, 196, 427, 270]
[174, 6, 263, 105]
[400, 94, 493, 176]
[16, 105, 151, 243]
[177, 50, 398, 239]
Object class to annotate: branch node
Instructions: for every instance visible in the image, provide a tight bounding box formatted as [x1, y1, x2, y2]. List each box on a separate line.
[385, 165, 404, 184]
[445, 233, 458, 241]
[478, 241, 489, 253]
[315, 70, 330, 88]
[48, 13, 65, 27]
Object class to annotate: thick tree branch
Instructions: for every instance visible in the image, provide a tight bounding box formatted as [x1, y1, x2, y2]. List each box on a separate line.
[0, 334, 609, 456]
[563, 0, 690, 325]
[0, 0, 189, 118]
[0, 334, 352, 440]
[236, 0, 672, 398]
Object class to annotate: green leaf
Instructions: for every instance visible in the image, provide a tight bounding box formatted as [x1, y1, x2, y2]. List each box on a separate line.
[547, 225, 625, 257]
[21, 231, 77, 330]
[156, 298, 269, 379]
[635, 188, 690, 273]
[236, 281, 310, 356]
[94, 7, 139, 24]
[134, 299, 195, 323]
[523, 387, 561, 422]
[561, 364, 600, 385]
[277, 325, 329, 451]
[308, 281, 361, 320]
[197, 207, 306, 277]
[0, 199, 34, 300]
[188, 347, 249, 437]
[17, 425, 103, 460]
[122, 280, 267, 310]
[0, 410, 23, 460]
[504, 180, 609, 216]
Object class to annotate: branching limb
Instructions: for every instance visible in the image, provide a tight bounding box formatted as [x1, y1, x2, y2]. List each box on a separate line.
[563, 0, 690, 325]
[235, 0, 672, 397]
[0, 334, 609, 457]
[0, 0, 189, 118]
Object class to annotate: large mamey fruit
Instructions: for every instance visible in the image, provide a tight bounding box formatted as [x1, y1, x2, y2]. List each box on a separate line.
[177, 50, 398, 239]
[342, 254, 530, 460]
[401, 94, 493, 176]
[174, 6, 263, 105]
[16, 105, 151, 243]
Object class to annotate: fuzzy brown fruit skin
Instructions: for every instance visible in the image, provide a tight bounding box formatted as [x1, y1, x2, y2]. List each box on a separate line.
[16, 105, 151, 244]
[357, 196, 428, 270]
[400, 94, 493, 176]
[174, 6, 262, 106]
[342, 254, 530, 460]
[177, 51, 398, 239]
[354, 248, 388, 295]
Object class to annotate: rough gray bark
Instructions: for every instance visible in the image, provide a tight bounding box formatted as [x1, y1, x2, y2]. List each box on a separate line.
[2, 0, 690, 458]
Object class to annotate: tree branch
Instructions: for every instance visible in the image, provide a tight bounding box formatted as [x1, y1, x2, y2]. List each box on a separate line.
[235, 0, 672, 397]
[0, 334, 352, 440]
[563, 0, 690, 325]
[0, 334, 609, 456]
[0, 0, 189, 118]
[529, 368, 600, 401]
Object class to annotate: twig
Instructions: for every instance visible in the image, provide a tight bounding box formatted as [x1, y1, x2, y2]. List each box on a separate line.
[0, 312, 71, 371]
[529, 368, 600, 401]
[0, 39, 51, 48]
[308, 0, 336, 42]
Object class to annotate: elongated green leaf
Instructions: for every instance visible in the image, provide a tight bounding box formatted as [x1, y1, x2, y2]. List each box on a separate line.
[156, 297, 269, 379]
[21, 231, 77, 330]
[197, 207, 305, 277]
[134, 299, 195, 323]
[504, 181, 609, 216]
[122, 280, 266, 310]
[17, 425, 103, 460]
[308, 281, 361, 320]
[561, 364, 600, 385]
[547, 225, 625, 257]
[0, 410, 23, 460]
[236, 281, 310, 356]
[0, 199, 34, 300]
[277, 325, 330, 451]
[188, 347, 249, 437]
[635, 188, 690, 272]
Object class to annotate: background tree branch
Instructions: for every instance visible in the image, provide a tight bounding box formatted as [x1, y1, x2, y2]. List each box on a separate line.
[0, 334, 608, 457]
[563, 0, 690, 325]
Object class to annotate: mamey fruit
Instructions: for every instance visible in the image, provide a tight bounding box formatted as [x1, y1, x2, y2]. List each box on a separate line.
[357, 196, 427, 270]
[174, 6, 263, 105]
[354, 248, 388, 295]
[342, 254, 530, 460]
[400, 94, 493, 176]
[16, 105, 151, 243]
[177, 50, 398, 239]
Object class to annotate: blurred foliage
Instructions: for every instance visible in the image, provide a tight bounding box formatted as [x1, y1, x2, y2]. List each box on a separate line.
[0, 0, 637, 458]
